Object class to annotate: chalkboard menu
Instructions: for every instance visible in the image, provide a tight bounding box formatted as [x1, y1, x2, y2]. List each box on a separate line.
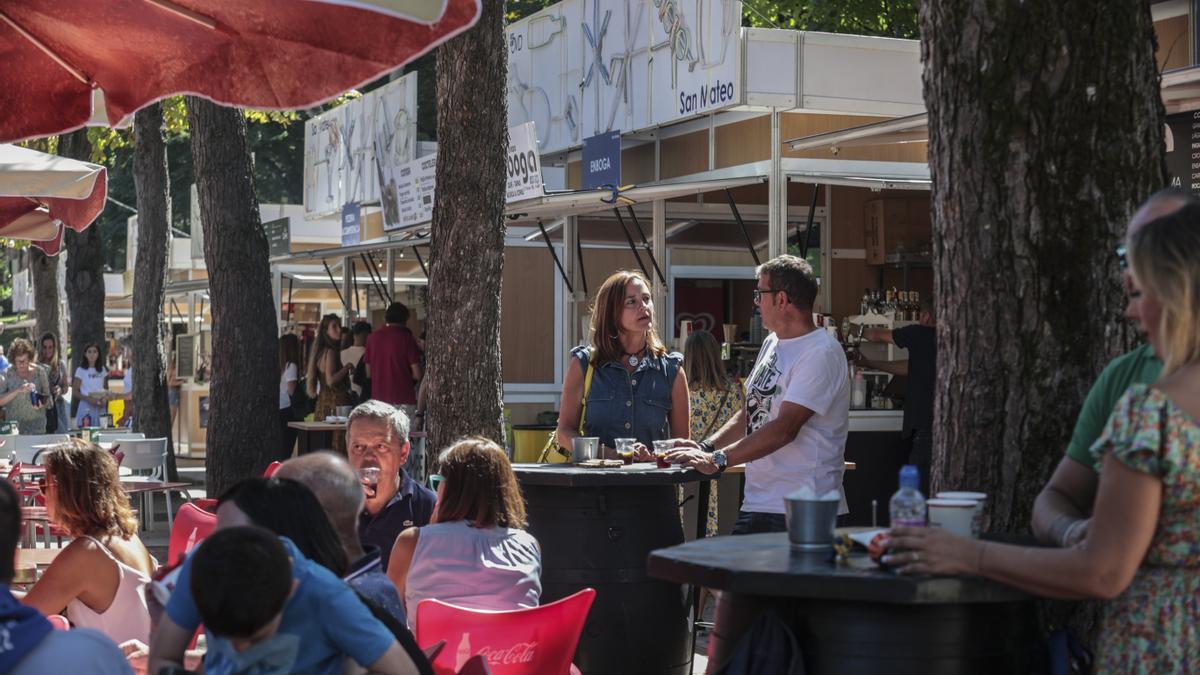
[1166, 112, 1200, 194]
[175, 334, 196, 379]
[264, 217, 291, 258]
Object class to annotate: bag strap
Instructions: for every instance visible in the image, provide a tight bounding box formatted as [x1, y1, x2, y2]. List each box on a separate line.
[578, 348, 595, 435]
[700, 385, 733, 441]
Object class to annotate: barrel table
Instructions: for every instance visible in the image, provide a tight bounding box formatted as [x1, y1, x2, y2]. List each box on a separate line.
[649, 533, 1035, 674]
[512, 463, 714, 675]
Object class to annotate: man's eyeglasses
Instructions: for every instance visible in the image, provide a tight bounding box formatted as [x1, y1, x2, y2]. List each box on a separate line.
[348, 442, 393, 457]
[753, 288, 785, 303]
[1116, 244, 1127, 270]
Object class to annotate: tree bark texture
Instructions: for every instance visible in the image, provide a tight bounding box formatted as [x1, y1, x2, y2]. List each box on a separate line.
[60, 129, 106, 415]
[426, 0, 508, 462]
[29, 247, 63, 345]
[185, 97, 281, 495]
[921, 0, 1164, 641]
[132, 103, 177, 479]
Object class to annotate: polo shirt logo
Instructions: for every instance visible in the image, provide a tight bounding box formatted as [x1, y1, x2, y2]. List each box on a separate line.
[403, 520, 413, 527]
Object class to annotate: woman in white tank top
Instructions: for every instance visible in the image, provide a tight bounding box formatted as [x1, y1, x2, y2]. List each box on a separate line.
[389, 437, 542, 626]
[22, 440, 155, 645]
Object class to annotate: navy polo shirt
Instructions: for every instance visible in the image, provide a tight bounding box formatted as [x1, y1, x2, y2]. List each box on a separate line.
[358, 470, 436, 572]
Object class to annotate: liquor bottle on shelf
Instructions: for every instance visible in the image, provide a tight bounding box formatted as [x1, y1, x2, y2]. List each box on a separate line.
[911, 290, 921, 321]
[861, 288, 872, 316]
[897, 290, 908, 320]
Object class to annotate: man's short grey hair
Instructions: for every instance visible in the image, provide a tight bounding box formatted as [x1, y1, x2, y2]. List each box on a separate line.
[275, 452, 363, 536]
[347, 400, 410, 445]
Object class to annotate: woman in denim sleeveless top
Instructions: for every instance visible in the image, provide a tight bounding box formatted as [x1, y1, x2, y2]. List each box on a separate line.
[556, 270, 689, 458]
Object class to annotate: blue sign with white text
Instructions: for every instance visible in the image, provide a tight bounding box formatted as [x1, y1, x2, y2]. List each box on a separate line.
[582, 131, 621, 190]
[341, 202, 361, 247]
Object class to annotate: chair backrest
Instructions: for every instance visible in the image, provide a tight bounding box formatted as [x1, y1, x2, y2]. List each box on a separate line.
[415, 589, 596, 675]
[46, 614, 70, 631]
[263, 461, 282, 477]
[117, 438, 168, 476]
[168, 502, 218, 566]
[6, 435, 70, 464]
[95, 431, 145, 444]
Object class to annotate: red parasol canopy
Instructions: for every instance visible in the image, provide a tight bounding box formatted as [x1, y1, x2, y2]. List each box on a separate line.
[0, 0, 480, 143]
[0, 143, 107, 255]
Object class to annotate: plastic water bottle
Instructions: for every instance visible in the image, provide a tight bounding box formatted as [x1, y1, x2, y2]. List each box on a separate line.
[889, 464, 926, 527]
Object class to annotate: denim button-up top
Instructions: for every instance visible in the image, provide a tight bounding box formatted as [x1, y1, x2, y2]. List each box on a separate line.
[572, 345, 683, 448]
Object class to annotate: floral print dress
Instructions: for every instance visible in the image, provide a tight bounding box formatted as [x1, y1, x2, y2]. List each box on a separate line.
[689, 380, 744, 537]
[1090, 384, 1200, 674]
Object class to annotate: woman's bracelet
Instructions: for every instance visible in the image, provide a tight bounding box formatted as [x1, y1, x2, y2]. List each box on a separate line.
[1060, 519, 1085, 548]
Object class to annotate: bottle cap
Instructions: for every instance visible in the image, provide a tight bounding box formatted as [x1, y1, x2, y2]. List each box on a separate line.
[899, 464, 920, 490]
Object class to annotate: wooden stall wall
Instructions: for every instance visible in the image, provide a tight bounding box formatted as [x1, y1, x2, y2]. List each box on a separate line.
[1155, 14, 1191, 71]
[500, 246, 556, 384]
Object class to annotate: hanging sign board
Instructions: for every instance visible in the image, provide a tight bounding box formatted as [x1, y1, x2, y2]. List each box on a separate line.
[1165, 112, 1200, 194]
[581, 130, 621, 189]
[506, 121, 544, 202]
[175, 334, 197, 380]
[341, 203, 362, 246]
[263, 217, 291, 258]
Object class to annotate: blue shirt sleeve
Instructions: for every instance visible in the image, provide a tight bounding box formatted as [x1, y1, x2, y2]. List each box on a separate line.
[163, 552, 201, 631]
[319, 573, 396, 666]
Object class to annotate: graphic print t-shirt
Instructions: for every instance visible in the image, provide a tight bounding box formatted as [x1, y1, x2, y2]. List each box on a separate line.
[742, 329, 850, 515]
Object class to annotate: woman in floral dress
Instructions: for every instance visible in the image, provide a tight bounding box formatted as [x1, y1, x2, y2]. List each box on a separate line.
[885, 202, 1200, 673]
[307, 314, 353, 455]
[684, 330, 744, 538]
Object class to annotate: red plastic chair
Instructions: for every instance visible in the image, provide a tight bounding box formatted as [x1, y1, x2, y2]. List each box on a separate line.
[415, 589, 595, 675]
[47, 614, 69, 631]
[263, 461, 282, 477]
[168, 502, 217, 567]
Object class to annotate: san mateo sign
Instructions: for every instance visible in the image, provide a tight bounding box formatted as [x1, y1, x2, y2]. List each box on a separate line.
[506, 0, 744, 156]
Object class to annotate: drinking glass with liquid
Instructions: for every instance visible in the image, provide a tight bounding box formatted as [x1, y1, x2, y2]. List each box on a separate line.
[652, 440, 674, 469]
[614, 438, 636, 465]
[358, 467, 382, 499]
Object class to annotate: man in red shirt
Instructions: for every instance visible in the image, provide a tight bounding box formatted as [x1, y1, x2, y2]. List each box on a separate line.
[364, 302, 423, 409]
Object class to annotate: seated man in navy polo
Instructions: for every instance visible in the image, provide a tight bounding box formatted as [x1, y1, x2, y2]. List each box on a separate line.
[348, 400, 436, 572]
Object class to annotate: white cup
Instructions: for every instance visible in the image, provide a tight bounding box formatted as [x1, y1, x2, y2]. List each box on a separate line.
[936, 491, 987, 537]
[927, 499, 978, 539]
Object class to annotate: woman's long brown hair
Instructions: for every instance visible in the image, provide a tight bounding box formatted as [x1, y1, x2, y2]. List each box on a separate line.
[589, 270, 667, 366]
[434, 437, 527, 529]
[306, 314, 344, 399]
[43, 439, 138, 538]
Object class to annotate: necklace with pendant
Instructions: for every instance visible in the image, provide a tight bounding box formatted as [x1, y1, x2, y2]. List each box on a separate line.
[623, 347, 645, 367]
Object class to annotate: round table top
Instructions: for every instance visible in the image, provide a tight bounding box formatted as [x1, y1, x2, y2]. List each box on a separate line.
[648, 532, 1028, 605]
[512, 462, 715, 487]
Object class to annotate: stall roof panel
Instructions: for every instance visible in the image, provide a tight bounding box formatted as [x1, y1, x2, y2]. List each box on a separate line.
[505, 174, 767, 224]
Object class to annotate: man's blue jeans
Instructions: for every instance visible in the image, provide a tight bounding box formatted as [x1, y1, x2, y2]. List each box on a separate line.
[731, 511, 787, 535]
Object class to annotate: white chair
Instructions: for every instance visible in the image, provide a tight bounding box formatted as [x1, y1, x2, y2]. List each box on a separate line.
[4, 434, 70, 465]
[95, 431, 144, 445]
[118, 438, 174, 531]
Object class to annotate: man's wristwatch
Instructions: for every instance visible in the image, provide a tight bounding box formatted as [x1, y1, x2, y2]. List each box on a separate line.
[711, 448, 728, 474]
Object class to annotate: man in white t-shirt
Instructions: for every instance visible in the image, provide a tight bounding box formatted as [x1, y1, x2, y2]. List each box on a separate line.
[668, 254, 850, 534]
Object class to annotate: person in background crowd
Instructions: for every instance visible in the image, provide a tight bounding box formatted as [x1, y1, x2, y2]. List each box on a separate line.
[38, 332, 69, 434]
[278, 452, 407, 626]
[150, 480, 425, 675]
[73, 342, 108, 428]
[166, 345, 182, 433]
[0, 479, 133, 674]
[0, 343, 10, 372]
[343, 321, 371, 402]
[857, 293, 937, 494]
[0, 339, 49, 435]
[279, 333, 302, 462]
[348, 401, 436, 573]
[684, 330, 743, 538]
[388, 437, 541, 625]
[1031, 188, 1198, 549]
[555, 270, 689, 460]
[308, 314, 353, 454]
[667, 255, 851, 534]
[23, 440, 154, 646]
[118, 343, 134, 427]
[364, 302, 422, 415]
[887, 200, 1200, 675]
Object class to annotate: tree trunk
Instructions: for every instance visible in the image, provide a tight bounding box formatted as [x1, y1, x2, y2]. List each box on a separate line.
[29, 247, 63, 345]
[426, 0, 508, 460]
[60, 129, 106, 420]
[185, 97, 280, 495]
[132, 103, 177, 479]
[921, 0, 1164, 644]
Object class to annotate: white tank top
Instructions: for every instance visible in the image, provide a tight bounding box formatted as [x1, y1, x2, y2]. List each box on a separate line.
[405, 520, 542, 625]
[65, 535, 152, 645]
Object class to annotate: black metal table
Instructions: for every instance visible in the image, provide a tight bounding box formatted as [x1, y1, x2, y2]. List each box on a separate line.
[512, 463, 715, 675]
[648, 533, 1035, 674]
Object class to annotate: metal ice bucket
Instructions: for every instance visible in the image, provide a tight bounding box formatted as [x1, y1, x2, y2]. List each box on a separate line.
[571, 437, 600, 464]
[784, 496, 840, 550]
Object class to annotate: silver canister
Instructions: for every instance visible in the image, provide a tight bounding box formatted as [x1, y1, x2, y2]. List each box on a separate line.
[784, 496, 840, 550]
[571, 437, 600, 464]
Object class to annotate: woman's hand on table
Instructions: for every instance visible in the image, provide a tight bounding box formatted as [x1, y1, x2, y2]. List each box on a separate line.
[665, 440, 719, 474]
[883, 526, 985, 576]
[631, 442, 653, 462]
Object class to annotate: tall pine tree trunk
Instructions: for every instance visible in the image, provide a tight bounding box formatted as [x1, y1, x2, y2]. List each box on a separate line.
[29, 248, 63, 345]
[426, 0, 507, 458]
[60, 129, 106, 419]
[921, 0, 1164, 642]
[132, 103, 177, 479]
[185, 98, 280, 494]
